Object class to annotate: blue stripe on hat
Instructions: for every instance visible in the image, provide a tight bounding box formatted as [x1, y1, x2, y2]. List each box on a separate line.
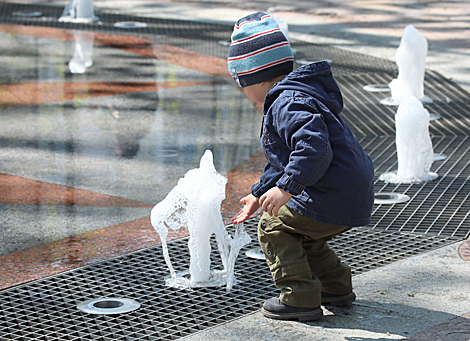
[228, 44, 293, 74]
[234, 12, 271, 29]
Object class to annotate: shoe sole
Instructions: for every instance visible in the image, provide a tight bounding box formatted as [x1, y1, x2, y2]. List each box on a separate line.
[321, 292, 356, 306]
[261, 307, 323, 321]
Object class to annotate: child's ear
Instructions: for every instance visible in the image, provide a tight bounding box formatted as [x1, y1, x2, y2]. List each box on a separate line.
[258, 80, 273, 88]
[259, 80, 275, 91]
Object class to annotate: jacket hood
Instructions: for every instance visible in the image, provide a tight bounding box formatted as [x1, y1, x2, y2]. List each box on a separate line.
[264, 61, 343, 116]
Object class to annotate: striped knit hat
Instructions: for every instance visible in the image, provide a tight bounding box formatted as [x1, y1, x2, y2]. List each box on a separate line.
[228, 12, 294, 88]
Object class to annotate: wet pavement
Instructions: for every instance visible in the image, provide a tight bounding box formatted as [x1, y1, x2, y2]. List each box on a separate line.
[0, 0, 470, 340]
[0, 4, 262, 286]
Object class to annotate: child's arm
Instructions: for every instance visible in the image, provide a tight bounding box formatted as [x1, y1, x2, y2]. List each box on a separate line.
[231, 194, 260, 224]
[259, 186, 292, 217]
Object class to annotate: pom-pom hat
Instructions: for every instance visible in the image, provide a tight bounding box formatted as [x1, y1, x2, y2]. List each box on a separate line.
[228, 12, 294, 88]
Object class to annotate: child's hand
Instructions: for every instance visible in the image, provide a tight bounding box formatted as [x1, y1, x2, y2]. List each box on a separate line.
[259, 187, 292, 217]
[231, 194, 260, 224]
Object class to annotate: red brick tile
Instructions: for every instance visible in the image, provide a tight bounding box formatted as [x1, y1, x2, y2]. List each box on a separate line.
[0, 80, 218, 107]
[0, 173, 154, 207]
[407, 312, 470, 341]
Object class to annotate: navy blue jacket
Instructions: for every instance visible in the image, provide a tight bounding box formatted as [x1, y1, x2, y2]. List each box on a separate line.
[251, 61, 374, 227]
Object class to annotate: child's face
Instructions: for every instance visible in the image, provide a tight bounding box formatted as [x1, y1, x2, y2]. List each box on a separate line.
[242, 83, 267, 104]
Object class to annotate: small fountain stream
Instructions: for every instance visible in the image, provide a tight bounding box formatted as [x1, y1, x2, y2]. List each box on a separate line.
[380, 95, 437, 184]
[377, 25, 438, 186]
[150, 150, 251, 291]
[69, 31, 94, 74]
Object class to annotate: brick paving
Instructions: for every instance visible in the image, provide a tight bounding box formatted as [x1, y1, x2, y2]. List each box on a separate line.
[459, 239, 470, 264]
[408, 312, 470, 341]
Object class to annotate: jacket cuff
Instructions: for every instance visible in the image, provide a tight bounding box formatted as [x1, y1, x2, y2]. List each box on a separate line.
[276, 173, 305, 196]
[251, 183, 264, 198]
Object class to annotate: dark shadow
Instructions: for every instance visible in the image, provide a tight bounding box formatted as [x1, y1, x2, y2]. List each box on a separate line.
[295, 299, 459, 340]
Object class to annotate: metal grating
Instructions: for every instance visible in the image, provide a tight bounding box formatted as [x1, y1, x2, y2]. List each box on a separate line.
[332, 70, 470, 239]
[293, 42, 398, 76]
[0, 2, 233, 59]
[368, 136, 470, 239]
[332, 68, 470, 239]
[0, 220, 459, 341]
[337, 71, 470, 137]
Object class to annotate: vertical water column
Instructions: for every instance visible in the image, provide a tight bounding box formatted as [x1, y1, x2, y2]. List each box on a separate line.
[381, 25, 432, 106]
[69, 31, 94, 74]
[379, 95, 437, 184]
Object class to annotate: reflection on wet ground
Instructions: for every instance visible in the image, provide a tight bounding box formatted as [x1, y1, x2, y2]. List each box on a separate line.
[0, 15, 261, 275]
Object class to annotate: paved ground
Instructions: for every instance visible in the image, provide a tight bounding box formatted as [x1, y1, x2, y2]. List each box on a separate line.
[180, 242, 470, 341]
[0, 0, 469, 340]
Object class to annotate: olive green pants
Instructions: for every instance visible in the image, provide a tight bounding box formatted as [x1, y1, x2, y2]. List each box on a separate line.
[258, 206, 353, 308]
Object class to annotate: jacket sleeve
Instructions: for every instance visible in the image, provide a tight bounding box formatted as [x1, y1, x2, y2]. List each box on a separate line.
[274, 99, 333, 196]
[251, 162, 284, 198]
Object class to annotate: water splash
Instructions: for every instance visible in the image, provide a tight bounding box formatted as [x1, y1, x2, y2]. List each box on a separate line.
[150, 150, 251, 291]
[69, 31, 94, 74]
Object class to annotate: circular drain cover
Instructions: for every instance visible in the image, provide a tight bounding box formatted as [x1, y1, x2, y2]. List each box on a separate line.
[374, 192, 410, 204]
[363, 84, 391, 92]
[77, 298, 140, 315]
[114, 21, 148, 29]
[246, 247, 265, 260]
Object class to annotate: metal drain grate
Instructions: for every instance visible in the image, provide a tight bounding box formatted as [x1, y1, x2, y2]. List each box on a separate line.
[369, 136, 470, 239]
[334, 68, 470, 239]
[293, 42, 398, 76]
[0, 2, 233, 59]
[0, 220, 459, 341]
[336, 71, 470, 138]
